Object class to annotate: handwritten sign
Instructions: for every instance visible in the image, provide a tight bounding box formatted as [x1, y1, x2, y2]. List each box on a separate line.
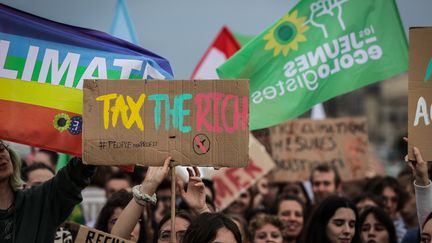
[74, 225, 133, 243]
[408, 27, 432, 161]
[269, 117, 368, 182]
[83, 79, 249, 167]
[207, 134, 276, 210]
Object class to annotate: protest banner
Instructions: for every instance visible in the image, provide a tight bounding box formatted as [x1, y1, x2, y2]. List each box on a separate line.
[83, 79, 249, 167]
[269, 117, 368, 182]
[218, 0, 408, 130]
[408, 27, 432, 161]
[0, 4, 172, 156]
[74, 225, 133, 243]
[207, 134, 276, 209]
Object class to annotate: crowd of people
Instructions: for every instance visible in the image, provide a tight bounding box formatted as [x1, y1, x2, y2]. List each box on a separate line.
[0, 138, 431, 243]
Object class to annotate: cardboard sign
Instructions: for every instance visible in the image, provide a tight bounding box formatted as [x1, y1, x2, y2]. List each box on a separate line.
[74, 225, 133, 243]
[269, 117, 368, 182]
[83, 79, 249, 167]
[207, 134, 276, 209]
[408, 27, 432, 161]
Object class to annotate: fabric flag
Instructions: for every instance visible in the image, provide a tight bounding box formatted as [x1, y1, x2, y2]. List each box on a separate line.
[110, 0, 138, 44]
[218, 0, 408, 130]
[191, 26, 241, 79]
[0, 4, 173, 156]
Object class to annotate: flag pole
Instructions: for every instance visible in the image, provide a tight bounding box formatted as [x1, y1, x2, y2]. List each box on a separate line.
[170, 164, 176, 243]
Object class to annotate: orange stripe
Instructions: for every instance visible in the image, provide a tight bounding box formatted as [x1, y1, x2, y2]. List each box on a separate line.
[0, 100, 82, 156]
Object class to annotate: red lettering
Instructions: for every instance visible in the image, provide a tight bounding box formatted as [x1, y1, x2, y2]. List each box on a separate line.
[221, 95, 239, 133]
[213, 176, 234, 206]
[195, 93, 213, 132]
[195, 93, 249, 133]
[212, 92, 224, 133]
[244, 159, 263, 178]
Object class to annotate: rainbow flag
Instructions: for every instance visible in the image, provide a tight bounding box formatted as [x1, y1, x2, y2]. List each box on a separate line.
[0, 4, 173, 156]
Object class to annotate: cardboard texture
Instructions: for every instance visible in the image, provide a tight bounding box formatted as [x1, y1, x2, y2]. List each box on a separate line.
[269, 117, 368, 182]
[74, 225, 133, 243]
[207, 134, 276, 210]
[83, 79, 249, 167]
[408, 27, 432, 161]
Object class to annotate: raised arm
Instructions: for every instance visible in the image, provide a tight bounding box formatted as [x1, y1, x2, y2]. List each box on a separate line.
[111, 157, 171, 239]
[405, 146, 432, 227]
[177, 167, 211, 216]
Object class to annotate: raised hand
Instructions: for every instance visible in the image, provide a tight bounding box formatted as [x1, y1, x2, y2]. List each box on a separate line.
[404, 138, 429, 186]
[177, 167, 210, 215]
[141, 156, 171, 195]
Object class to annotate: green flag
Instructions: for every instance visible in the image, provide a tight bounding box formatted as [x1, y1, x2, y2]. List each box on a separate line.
[217, 0, 408, 130]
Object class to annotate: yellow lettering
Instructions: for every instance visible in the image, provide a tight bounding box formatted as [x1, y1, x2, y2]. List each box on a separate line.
[125, 94, 145, 131]
[96, 93, 117, 129]
[97, 93, 145, 131]
[111, 95, 129, 128]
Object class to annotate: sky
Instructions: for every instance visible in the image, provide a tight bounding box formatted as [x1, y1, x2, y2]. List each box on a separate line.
[1, 0, 431, 78]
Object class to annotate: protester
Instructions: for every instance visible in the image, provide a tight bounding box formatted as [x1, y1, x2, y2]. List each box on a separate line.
[181, 212, 242, 243]
[359, 206, 397, 243]
[31, 149, 59, 171]
[21, 162, 55, 188]
[104, 172, 132, 199]
[94, 190, 143, 242]
[224, 189, 253, 217]
[154, 179, 172, 224]
[369, 176, 408, 241]
[248, 214, 284, 243]
[111, 157, 210, 241]
[310, 163, 342, 204]
[227, 214, 250, 243]
[405, 146, 432, 243]
[302, 195, 361, 243]
[156, 211, 191, 243]
[274, 194, 304, 243]
[352, 193, 383, 214]
[0, 140, 95, 242]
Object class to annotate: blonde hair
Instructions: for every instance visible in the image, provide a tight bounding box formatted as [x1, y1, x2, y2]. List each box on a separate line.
[8, 148, 24, 191]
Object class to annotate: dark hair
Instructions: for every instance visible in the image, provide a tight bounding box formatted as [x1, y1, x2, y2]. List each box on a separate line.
[105, 172, 132, 187]
[369, 176, 407, 211]
[310, 163, 341, 187]
[157, 210, 192, 235]
[358, 207, 397, 243]
[181, 212, 242, 243]
[302, 196, 361, 243]
[154, 211, 192, 243]
[422, 212, 432, 230]
[202, 178, 216, 202]
[95, 190, 136, 233]
[178, 195, 216, 214]
[352, 193, 384, 209]
[157, 179, 171, 191]
[273, 193, 305, 215]
[22, 162, 55, 181]
[37, 149, 59, 166]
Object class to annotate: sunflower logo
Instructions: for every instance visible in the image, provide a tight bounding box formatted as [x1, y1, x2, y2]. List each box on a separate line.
[263, 11, 309, 56]
[53, 113, 71, 132]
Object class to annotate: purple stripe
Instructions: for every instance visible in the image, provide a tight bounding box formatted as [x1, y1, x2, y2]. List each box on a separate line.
[0, 3, 172, 75]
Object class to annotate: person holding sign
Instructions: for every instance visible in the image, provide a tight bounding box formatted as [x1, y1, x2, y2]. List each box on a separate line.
[111, 157, 211, 242]
[0, 140, 95, 242]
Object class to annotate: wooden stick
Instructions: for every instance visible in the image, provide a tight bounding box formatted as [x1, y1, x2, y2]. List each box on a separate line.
[170, 165, 176, 243]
